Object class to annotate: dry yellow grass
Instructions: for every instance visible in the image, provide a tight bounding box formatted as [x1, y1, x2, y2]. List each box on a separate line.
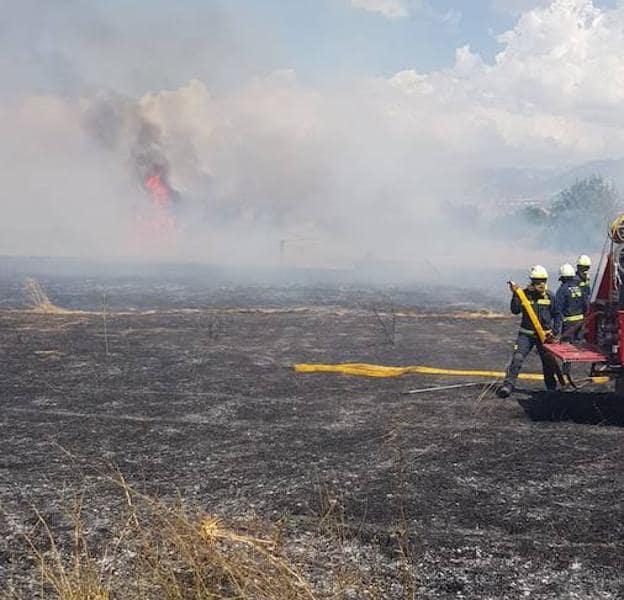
[4, 474, 407, 600]
[130, 501, 318, 599]
[23, 278, 73, 315]
[24, 503, 111, 600]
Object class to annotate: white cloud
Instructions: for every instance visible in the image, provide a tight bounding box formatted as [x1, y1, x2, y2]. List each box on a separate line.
[437, 9, 462, 29]
[491, 0, 552, 15]
[350, 0, 409, 19]
[385, 0, 624, 166]
[349, 0, 461, 26]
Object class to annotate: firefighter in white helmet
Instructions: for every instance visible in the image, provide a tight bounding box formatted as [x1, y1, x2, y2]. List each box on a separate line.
[497, 265, 558, 398]
[554, 263, 586, 342]
[575, 255, 592, 305]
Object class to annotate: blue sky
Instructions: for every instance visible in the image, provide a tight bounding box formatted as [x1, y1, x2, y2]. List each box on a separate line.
[239, 0, 514, 78]
[3, 0, 619, 95]
[216, 0, 619, 82]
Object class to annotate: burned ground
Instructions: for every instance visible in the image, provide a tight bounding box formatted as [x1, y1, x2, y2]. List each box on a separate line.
[1, 274, 624, 598]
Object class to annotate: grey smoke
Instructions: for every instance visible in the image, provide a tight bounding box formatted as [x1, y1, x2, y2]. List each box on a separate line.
[1, 0, 614, 277]
[83, 93, 181, 201]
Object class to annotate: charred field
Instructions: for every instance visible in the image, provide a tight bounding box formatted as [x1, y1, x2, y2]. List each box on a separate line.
[2, 264, 624, 598]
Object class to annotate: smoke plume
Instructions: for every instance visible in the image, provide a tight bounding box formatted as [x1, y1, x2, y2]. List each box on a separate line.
[3, 0, 624, 276]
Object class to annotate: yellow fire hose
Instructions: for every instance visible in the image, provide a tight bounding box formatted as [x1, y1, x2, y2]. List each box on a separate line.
[293, 281, 612, 385]
[293, 362, 610, 383]
[509, 280, 566, 386]
[510, 283, 547, 343]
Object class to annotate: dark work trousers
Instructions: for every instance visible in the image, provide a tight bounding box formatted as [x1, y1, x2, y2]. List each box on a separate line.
[503, 331, 557, 390]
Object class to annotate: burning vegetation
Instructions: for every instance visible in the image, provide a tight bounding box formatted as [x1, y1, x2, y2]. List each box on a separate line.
[143, 168, 177, 211]
[136, 163, 180, 244]
[83, 95, 182, 251]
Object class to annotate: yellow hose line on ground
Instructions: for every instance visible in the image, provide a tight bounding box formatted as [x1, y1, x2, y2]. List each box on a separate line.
[293, 363, 610, 384]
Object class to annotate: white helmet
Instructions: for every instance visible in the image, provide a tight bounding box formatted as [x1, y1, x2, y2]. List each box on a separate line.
[559, 263, 576, 278]
[577, 254, 591, 268]
[529, 265, 548, 280]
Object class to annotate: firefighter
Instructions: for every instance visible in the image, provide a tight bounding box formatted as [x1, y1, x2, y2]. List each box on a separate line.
[554, 263, 586, 343]
[497, 265, 558, 398]
[576, 254, 592, 304]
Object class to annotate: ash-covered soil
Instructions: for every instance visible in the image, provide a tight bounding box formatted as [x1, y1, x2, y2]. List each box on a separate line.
[1, 273, 624, 598]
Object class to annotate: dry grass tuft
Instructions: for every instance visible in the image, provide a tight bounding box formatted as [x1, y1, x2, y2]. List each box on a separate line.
[3, 469, 418, 599]
[23, 278, 72, 314]
[8, 477, 332, 599]
[24, 503, 111, 600]
[130, 498, 317, 600]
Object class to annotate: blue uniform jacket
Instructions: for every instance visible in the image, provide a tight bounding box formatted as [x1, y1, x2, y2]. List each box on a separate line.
[553, 279, 586, 335]
[511, 288, 556, 335]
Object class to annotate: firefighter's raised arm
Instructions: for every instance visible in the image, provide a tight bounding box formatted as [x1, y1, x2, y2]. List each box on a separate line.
[508, 281, 522, 314]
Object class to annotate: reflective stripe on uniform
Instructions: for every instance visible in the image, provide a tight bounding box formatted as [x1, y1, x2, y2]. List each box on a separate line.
[536, 299, 551, 305]
[563, 314, 584, 322]
[579, 281, 589, 287]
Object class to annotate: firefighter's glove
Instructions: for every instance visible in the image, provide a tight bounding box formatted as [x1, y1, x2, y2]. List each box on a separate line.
[544, 332, 558, 344]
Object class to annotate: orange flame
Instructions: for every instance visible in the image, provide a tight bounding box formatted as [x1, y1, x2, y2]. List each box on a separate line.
[133, 170, 179, 253]
[143, 173, 171, 209]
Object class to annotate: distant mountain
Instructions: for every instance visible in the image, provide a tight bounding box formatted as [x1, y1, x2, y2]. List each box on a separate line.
[552, 158, 624, 193]
[480, 157, 624, 204]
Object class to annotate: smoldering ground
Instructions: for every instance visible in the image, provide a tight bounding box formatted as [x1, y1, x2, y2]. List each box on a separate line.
[2, 271, 624, 598]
